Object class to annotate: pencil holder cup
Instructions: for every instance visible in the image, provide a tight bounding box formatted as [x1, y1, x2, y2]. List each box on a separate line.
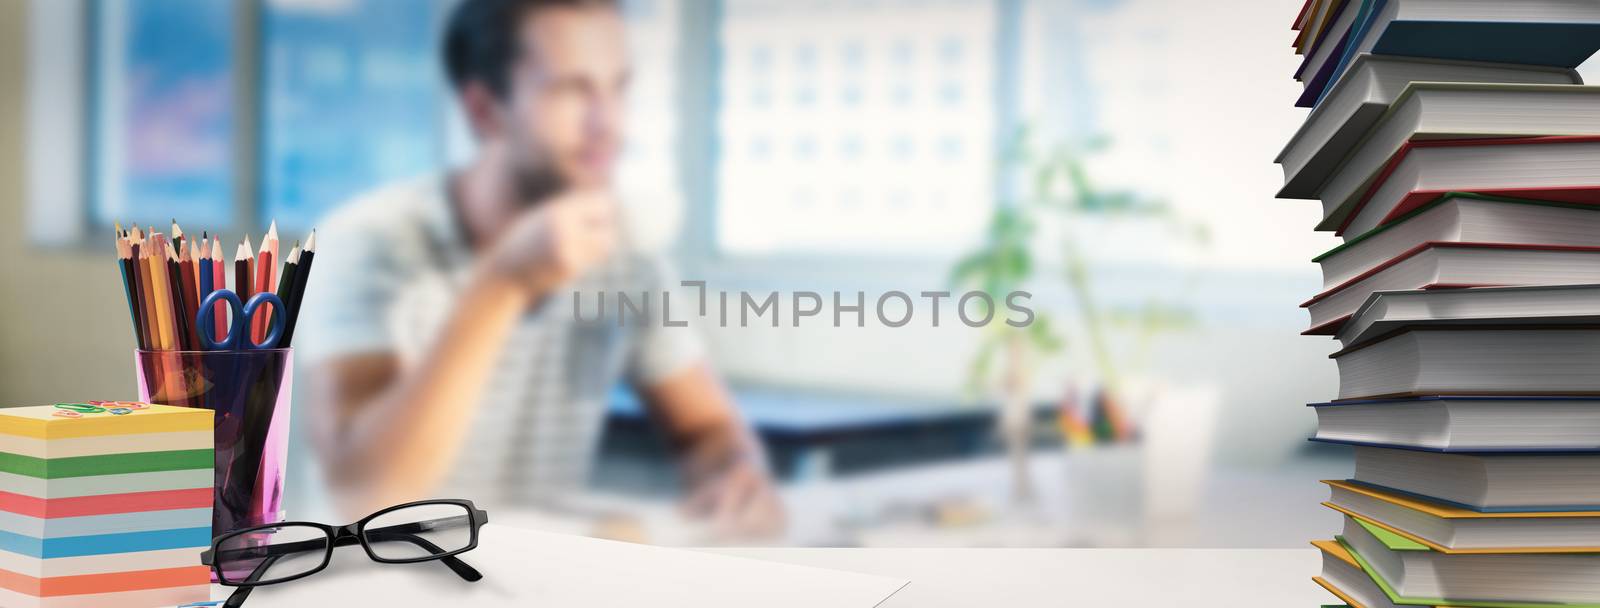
[133, 348, 293, 539]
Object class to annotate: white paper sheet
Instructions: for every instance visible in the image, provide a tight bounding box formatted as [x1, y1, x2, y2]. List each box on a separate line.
[211, 524, 908, 607]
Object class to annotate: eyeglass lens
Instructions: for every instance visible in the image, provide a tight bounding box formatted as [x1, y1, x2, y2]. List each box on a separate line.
[214, 524, 331, 585]
[362, 502, 474, 560]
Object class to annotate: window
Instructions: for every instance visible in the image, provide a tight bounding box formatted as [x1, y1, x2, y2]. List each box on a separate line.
[614, 0, 681, 222]
[714, 0, 998, 256]
[260, 0, 448, 231]
[83, 0, 449, 236]
[74, 0, 1004, 255]
[80, 0, 674, 240]
[91, 0, 237, 228]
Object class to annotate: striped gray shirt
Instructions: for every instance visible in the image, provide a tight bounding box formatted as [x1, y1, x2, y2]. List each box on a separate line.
[298, 175, 703, 508]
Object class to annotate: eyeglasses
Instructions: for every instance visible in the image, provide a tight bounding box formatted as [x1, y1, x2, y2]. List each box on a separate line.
[201, 499, 489, 607]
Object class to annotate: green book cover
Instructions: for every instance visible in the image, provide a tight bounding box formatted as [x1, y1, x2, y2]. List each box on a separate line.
[1336, 537, 1600, 608]
[1313, 192, 1600, 263]
[1352, 516, 1429, 552]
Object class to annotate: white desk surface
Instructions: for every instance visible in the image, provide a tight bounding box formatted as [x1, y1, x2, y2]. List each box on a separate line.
[210, 523, 1330, 607]
[711, 546, 1328, 607]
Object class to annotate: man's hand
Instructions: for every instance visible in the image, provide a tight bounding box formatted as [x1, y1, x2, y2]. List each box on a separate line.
[683, 455, 786, 541]
[484, 189, 618, 298]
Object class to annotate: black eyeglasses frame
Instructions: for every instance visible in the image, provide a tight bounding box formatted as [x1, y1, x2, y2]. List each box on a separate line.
[201, 498, 491, 587]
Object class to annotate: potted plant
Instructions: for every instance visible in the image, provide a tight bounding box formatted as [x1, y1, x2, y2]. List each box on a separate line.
[952, 127, 1206, 505]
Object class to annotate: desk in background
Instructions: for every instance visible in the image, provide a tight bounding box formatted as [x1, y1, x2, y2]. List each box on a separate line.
[603, 387, 1058, 485]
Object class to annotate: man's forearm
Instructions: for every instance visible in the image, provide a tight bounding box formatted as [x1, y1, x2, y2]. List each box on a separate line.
[681, 416, 767, 485]
[642, 365, 769, 486]
[650, 366, 784, 536]
[328, 270, 533, 511]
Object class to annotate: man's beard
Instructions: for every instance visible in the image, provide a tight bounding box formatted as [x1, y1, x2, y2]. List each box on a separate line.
[510, 162, 567, 209]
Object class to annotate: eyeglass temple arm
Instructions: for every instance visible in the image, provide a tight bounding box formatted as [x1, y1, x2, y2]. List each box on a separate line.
[364, 529, 483, 582]
[222, 553, 280, 608]
[358, 515, 482, 581]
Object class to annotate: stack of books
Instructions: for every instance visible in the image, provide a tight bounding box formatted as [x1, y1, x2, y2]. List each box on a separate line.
[1281, 1, 1600, 606]
[0, 403, 213, 608]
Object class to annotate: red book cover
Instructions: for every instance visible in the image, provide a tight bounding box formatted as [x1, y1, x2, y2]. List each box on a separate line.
[1293, 0, 1315, 30]
[1336, 135, 1600, 237]
[1298, 241, 1600, 335]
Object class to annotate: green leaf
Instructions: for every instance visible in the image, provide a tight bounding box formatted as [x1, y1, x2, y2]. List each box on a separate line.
[1028, 314, 1064, 352]
[965, 337, 1001, 398]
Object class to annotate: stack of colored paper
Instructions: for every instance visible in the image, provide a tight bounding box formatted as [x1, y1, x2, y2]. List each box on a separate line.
[0, 403, 212, 608]
[1281, 1, 1600, 606]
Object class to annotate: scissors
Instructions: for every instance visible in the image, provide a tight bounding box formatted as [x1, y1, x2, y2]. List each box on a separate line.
[197, 289, 286, 350]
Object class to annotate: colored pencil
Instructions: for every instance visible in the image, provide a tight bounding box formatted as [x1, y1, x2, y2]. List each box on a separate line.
[147, 236, 175, 351]
[236, 236, 254, 297]
[114, 229, 143, 349]
[252, 222, 278, 344]
[198, 238, 213, 342]
[129, 229, 154, 350]
[273, 242, 300, 340]
[265, 221, 280, 277]
[133, 228, 160, 351]
[178, 243, 200, 349]
[166, 242, 192, 350]
[281, 230, 315, 347]
[211, 237, 226, 340]
[235, 237, 254, 346]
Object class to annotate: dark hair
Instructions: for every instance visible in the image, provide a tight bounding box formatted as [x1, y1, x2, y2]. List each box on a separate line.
[442, 0, 618, 99]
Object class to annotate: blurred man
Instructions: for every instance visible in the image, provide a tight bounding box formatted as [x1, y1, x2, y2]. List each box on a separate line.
[298, 0, 781, 537]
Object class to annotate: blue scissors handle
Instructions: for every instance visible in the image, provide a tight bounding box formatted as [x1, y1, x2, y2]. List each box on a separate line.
[197, 289, 286, 350]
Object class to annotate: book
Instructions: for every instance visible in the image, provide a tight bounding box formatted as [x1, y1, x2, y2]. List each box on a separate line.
[1313, 539, 1426, 608]
[1277, 58, 1579, 199]
[1322, 479, 1600, 552]
[1335, 284, 1600, 348]
[1308, 0, 1600, 107]
[1316, 195, 1600, 293]
[1351, 445, 1600, 511]
[1281, 83, 1600, 231]
[1333, 327, 1600, 399]
[1302, 243, 1600, 335]
[1293, 0, 1348, 58]
[1339, 514, 1600, 604]
[1339, 137, 1600, 238]
[1329, 536, 1600, 608]
[1296, 0, 1363, 103]
[1312, 396, 1600, 452]
[1292, 0, 1318, 34]
[1282, 4, 1600, 606]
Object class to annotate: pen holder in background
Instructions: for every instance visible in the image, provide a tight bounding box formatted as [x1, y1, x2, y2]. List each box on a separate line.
[134, 348, 293, 538]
